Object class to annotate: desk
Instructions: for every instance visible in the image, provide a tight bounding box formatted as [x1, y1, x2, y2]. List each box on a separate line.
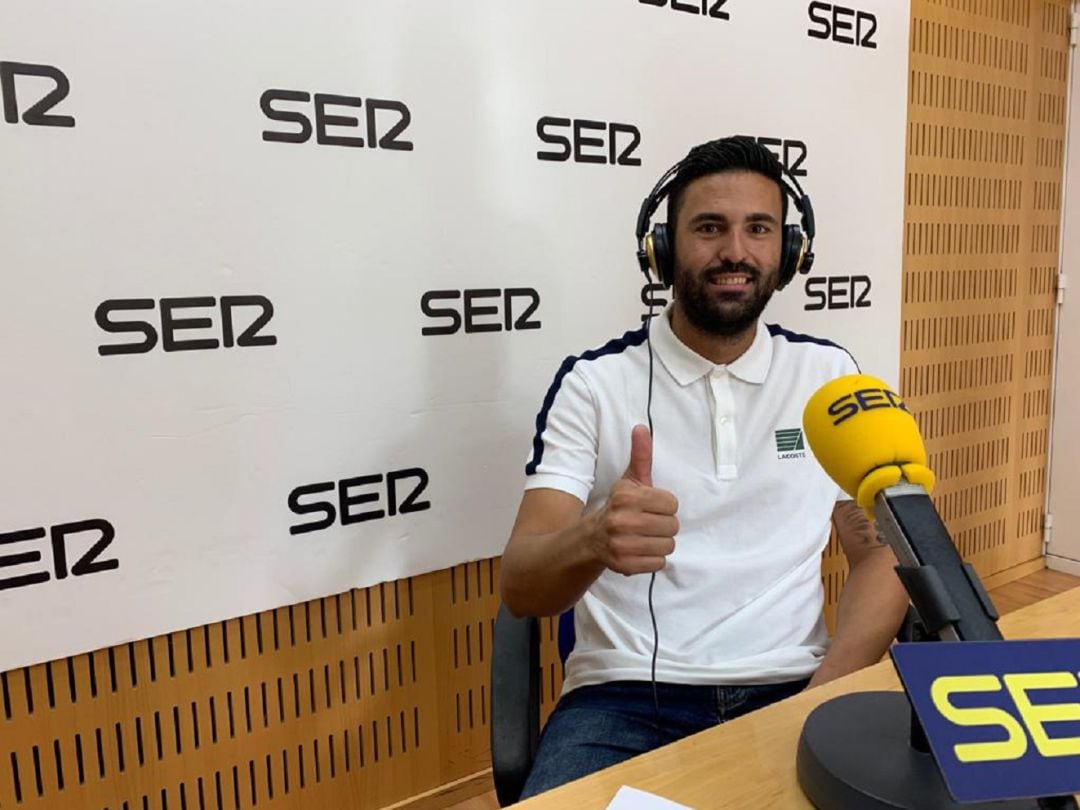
[517, 587, 1080, 809]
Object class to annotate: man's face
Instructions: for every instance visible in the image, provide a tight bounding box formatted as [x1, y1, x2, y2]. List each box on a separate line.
[671, 171, 784, 337]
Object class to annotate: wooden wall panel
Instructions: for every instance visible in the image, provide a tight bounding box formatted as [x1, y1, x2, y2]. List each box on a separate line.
[898, 0, 1069, 583]
[0, 569, 507, 810]
[1, 3, 1071, 808]
[821, 0, 1071, 632]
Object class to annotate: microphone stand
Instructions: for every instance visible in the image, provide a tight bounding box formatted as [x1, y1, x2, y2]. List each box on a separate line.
[796, 481, 1079, 810]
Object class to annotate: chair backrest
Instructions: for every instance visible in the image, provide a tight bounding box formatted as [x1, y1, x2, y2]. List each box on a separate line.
[491, 604, 542, 807]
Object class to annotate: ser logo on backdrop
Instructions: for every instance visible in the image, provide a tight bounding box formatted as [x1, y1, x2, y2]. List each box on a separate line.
[421, 288, 541, 335]
[289, 468, 430, 535]
[640, 283, 670, 325]
[755, 137, 808, 179]
[261, 90, 413, 150]
[537, 117, 641, 166]
[96, 295, 276, 355]
[638, 0, 732, 20]
[808, 3, 879, 49]
[0, 61, 74, 127]
[804, 275, 873, 311]
[0, 520, 118, 592]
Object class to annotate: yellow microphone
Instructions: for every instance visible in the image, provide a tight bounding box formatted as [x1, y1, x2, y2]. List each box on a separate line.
[802, 374, 935, 513]
[796, 377, 1030, 810]
[801, 370, 1001, 643]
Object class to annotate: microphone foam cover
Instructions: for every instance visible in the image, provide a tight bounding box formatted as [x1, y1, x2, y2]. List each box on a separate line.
[802, 374, 935, 510]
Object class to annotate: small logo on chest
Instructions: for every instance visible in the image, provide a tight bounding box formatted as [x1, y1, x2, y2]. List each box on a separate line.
[775, 428, 807, 460]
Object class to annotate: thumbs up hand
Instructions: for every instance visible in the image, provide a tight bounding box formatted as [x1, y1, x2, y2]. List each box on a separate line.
[587, 425, 679, 575]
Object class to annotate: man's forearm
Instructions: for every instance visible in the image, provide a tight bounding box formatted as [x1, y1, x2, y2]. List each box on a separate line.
[808, 548, 908, 688]
[500, 517, 605, 618]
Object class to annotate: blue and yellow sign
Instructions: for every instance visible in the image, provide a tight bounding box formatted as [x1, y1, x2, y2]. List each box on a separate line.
[892, 639, 1080, 803]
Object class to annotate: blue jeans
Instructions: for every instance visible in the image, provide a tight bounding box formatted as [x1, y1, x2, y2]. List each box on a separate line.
[520, 679, 810, 799]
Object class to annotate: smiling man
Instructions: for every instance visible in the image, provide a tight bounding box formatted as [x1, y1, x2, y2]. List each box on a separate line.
[500, 136, 909, 797]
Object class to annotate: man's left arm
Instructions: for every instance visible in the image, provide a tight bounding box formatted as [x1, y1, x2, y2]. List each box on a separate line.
[806, 500, 910, 689]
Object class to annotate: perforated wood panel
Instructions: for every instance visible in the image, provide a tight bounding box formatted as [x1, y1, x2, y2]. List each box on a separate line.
[819, 0, 1071, 628]
[2, 4, 1071, 809]
[898, 0, 1069, 579]
[0, 566, 502, 810]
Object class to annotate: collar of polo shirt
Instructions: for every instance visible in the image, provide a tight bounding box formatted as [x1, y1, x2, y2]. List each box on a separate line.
[649, 305, 773, 386]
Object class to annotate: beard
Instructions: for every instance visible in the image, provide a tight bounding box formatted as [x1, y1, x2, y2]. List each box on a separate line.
[674, 259, 779, 338]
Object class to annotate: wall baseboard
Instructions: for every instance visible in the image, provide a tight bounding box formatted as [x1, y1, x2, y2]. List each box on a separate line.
[981, 557, 1046, 591]
[1047, 555, 1080, 577]
[384, 769, 494, 810]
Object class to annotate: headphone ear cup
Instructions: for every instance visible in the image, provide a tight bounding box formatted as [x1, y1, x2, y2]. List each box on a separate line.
[779, 224, 802, 290]
[652, 224, 675, 288]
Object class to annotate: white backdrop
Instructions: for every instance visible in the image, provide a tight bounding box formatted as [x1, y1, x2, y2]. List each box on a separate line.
[0, 0, 910, 671]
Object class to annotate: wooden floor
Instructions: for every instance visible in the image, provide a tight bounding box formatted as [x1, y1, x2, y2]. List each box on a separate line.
[984, 568, 1079, 615]
[442, 567, 1080, 810]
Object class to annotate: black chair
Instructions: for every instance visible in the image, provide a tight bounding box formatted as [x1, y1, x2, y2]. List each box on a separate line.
[490, 606, 575, 806]
[490, 605, 540, 806]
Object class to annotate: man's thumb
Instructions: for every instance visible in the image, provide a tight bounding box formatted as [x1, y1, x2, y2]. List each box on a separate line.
[623, 424, 653, 487]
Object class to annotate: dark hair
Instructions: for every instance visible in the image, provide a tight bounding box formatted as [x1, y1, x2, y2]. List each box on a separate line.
[664, 135, 789, 229]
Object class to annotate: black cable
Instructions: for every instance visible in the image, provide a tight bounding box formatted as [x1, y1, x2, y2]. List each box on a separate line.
[645, 296, 662, 736]
[648, 571, 661, 733]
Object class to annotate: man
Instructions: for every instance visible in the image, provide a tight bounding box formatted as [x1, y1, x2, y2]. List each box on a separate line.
[500, 136, 909, 797]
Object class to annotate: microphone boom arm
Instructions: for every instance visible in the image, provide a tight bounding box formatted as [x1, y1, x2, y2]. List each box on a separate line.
[873, 481, 1002, 643]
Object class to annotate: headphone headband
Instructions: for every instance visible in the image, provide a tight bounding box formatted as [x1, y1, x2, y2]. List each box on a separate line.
[638, 163, 809, 236]
[635, 148, 816, 288]
[635, 163, 680, 242]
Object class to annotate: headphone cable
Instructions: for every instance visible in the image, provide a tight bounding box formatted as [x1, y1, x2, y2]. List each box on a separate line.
[645, 295, 662, 738]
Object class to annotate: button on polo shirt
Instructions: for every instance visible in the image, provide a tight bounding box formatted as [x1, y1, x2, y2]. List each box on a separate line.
[524, 305, 858, 692]
[646, 308, 774, 480]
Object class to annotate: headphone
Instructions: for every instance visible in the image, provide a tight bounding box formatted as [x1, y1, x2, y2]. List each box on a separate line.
[634, 154, 817, 291]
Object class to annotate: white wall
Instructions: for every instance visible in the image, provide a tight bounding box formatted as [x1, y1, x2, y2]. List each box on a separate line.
[0, 0, 910, 670]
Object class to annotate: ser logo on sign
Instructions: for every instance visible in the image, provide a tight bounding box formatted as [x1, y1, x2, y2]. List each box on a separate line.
[808, 3, 879, 49]
[96, 295, 276, 355]
[261, 90, 413, 150]
[892, 638, 1080, 802]
[638, 0, 731, 20]
[421, 288, 541, 336]
[537, 118, 641, 166]
[0, 520, 118, 592]
[289, 468, 431, 536]
[931, 672, 1080, 763]
[0, 61, 74, 127]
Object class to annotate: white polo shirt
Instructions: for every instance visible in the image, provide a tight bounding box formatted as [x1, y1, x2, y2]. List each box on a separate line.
[524, 305, 858, 692]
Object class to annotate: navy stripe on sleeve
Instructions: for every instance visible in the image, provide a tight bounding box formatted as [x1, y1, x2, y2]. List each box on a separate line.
[766, 323, 860, 371]
[525, 326, 649, 475]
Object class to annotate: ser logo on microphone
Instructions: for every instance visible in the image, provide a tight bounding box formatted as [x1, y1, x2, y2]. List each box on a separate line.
[828, 387, 909, 426]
